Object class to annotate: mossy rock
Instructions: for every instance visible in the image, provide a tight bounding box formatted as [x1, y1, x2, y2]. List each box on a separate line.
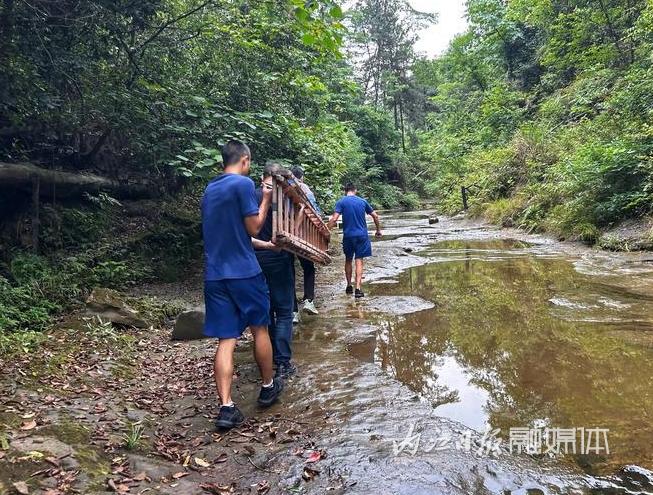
[85, 288, 149, 328]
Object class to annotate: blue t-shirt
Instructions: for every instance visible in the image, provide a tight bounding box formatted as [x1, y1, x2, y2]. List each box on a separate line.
[201, 174, 262, 281]
[335, 194, 374, 238]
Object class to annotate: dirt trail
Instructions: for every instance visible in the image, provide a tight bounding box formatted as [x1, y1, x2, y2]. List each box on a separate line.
[3, 211, 653, 494]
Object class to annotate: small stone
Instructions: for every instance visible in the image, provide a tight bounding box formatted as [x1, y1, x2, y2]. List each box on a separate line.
[428, 216, 439, 224]
[172, 307, 206, 341]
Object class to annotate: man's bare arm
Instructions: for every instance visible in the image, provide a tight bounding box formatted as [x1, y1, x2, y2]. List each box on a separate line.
[251, 238, 281, 252]
[370, 211, 382, 236]
[327, 212, 340, 230]
[244, 187, 272, 236]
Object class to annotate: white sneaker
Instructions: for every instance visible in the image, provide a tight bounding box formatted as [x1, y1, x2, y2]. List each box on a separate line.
[292, 311, 301, 324]
[302, 299, 319, 315]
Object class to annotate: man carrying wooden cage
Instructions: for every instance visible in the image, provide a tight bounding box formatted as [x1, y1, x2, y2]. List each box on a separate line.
[290, 165, 320, 319]
[252, 162, 298, 379]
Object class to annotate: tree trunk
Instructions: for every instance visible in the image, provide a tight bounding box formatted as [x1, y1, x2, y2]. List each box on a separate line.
[0, 162, 156, 199]
[399, 96, 406, 153]
[31, 174, 40, 254]
[597, 0, 627, 64]
[0, 0, 14, 61]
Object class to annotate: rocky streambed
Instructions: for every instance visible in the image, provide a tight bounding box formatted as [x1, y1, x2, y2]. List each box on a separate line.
[2, 211, 653, 494]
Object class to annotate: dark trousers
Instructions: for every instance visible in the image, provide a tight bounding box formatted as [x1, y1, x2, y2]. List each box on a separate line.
[256, 251, 294, 365]
[292, 256, 316, 311]
[299, 256, 316, 301]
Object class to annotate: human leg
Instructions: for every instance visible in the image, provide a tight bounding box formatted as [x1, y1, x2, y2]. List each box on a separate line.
[355, 258, 364, 290]
[214, 338, 237, 405]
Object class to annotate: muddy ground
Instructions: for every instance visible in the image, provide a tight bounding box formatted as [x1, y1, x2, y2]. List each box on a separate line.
[2, 212, 653, 495]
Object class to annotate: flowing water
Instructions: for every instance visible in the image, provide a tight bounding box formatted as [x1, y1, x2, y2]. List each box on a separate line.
[286, 211, 653, 494]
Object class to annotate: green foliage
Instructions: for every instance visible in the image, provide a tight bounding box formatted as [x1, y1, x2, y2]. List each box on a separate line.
[122, 422, 145, 451]
[0, 198, 197, 333]
[416, 0, 653, 244]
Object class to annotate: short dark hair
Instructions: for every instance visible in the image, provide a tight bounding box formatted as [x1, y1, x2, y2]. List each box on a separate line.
[263, 161, 282, 178]
[291, 166, 304, 179]
[221, 140, 250, 168]
[344, 182, 357, 193]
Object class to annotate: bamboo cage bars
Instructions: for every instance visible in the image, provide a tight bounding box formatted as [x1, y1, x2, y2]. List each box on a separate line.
[271, 173, 331, 265]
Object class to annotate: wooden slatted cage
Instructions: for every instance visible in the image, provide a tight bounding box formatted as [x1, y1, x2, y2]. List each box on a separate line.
[271, 174, 331, 265]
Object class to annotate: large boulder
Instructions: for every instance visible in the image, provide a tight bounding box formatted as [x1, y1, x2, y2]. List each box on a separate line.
[172, 307, 206, 341]
[85, 288, 149, 328]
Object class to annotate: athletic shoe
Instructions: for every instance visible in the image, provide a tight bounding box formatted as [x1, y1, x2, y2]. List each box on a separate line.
[292, 311, 301, 324]
[275, 362, 297, 379]
[302, 299, 319, 315]
[215, 405, 245, 430]
[345, 285, 354, 295]
[355, 288, 365, 298]
[258, 377, 284, 407]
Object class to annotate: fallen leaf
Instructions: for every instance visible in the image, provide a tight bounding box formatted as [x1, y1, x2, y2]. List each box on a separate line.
[20, 420, 37, 431]
[12, 481, 29, 494]
[256, 480, 270, 494]
[194, 457, 210, 468]
[213, 453, 228, 463]
[306, 451, 321, 463]
[172, 472, 189, 479]
[107, 479, 129, 493]
[132, 471, 147, 481]
[200, 482, 234, 494]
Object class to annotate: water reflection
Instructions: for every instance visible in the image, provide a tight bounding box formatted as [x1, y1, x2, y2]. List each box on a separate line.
[365, 239, 653, 474]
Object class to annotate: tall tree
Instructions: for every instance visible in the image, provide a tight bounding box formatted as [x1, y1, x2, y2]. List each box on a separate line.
[347, 0, 436, 150]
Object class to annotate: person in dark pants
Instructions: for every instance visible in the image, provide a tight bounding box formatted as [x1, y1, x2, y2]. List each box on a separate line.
[252, 163, 297, 378]
[290, 166, 320, 317]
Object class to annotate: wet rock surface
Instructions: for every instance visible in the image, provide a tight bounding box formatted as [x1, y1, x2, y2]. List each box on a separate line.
[360, 295, 435, 315]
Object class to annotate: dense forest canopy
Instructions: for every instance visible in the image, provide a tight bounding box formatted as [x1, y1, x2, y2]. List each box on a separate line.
[1, 0, 653, 334]
[413, 0, 653, 242]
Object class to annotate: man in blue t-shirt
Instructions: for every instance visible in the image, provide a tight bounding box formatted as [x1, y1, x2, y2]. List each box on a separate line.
[327, 183, 382, 298]
[201, 140, 283, 430]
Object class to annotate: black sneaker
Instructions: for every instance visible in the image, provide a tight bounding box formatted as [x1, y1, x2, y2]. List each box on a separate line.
[346, 285, 354, 295]
[257, 377, 284, 407]
[215, 405, 245, 430]
[355, 288, 365, 298]
[275, 362, 297, 379]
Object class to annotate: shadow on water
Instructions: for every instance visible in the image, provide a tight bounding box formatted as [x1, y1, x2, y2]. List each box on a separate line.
[360, 239, 653, 476]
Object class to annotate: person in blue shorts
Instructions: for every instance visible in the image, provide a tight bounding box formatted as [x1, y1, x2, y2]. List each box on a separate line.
[201, 140, 283, 430]
[327, 183, 382, 298]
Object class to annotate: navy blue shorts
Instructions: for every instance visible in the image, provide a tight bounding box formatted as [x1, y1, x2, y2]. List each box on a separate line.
[342, 235, 372, 260]
[203, 273, 270, 339]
